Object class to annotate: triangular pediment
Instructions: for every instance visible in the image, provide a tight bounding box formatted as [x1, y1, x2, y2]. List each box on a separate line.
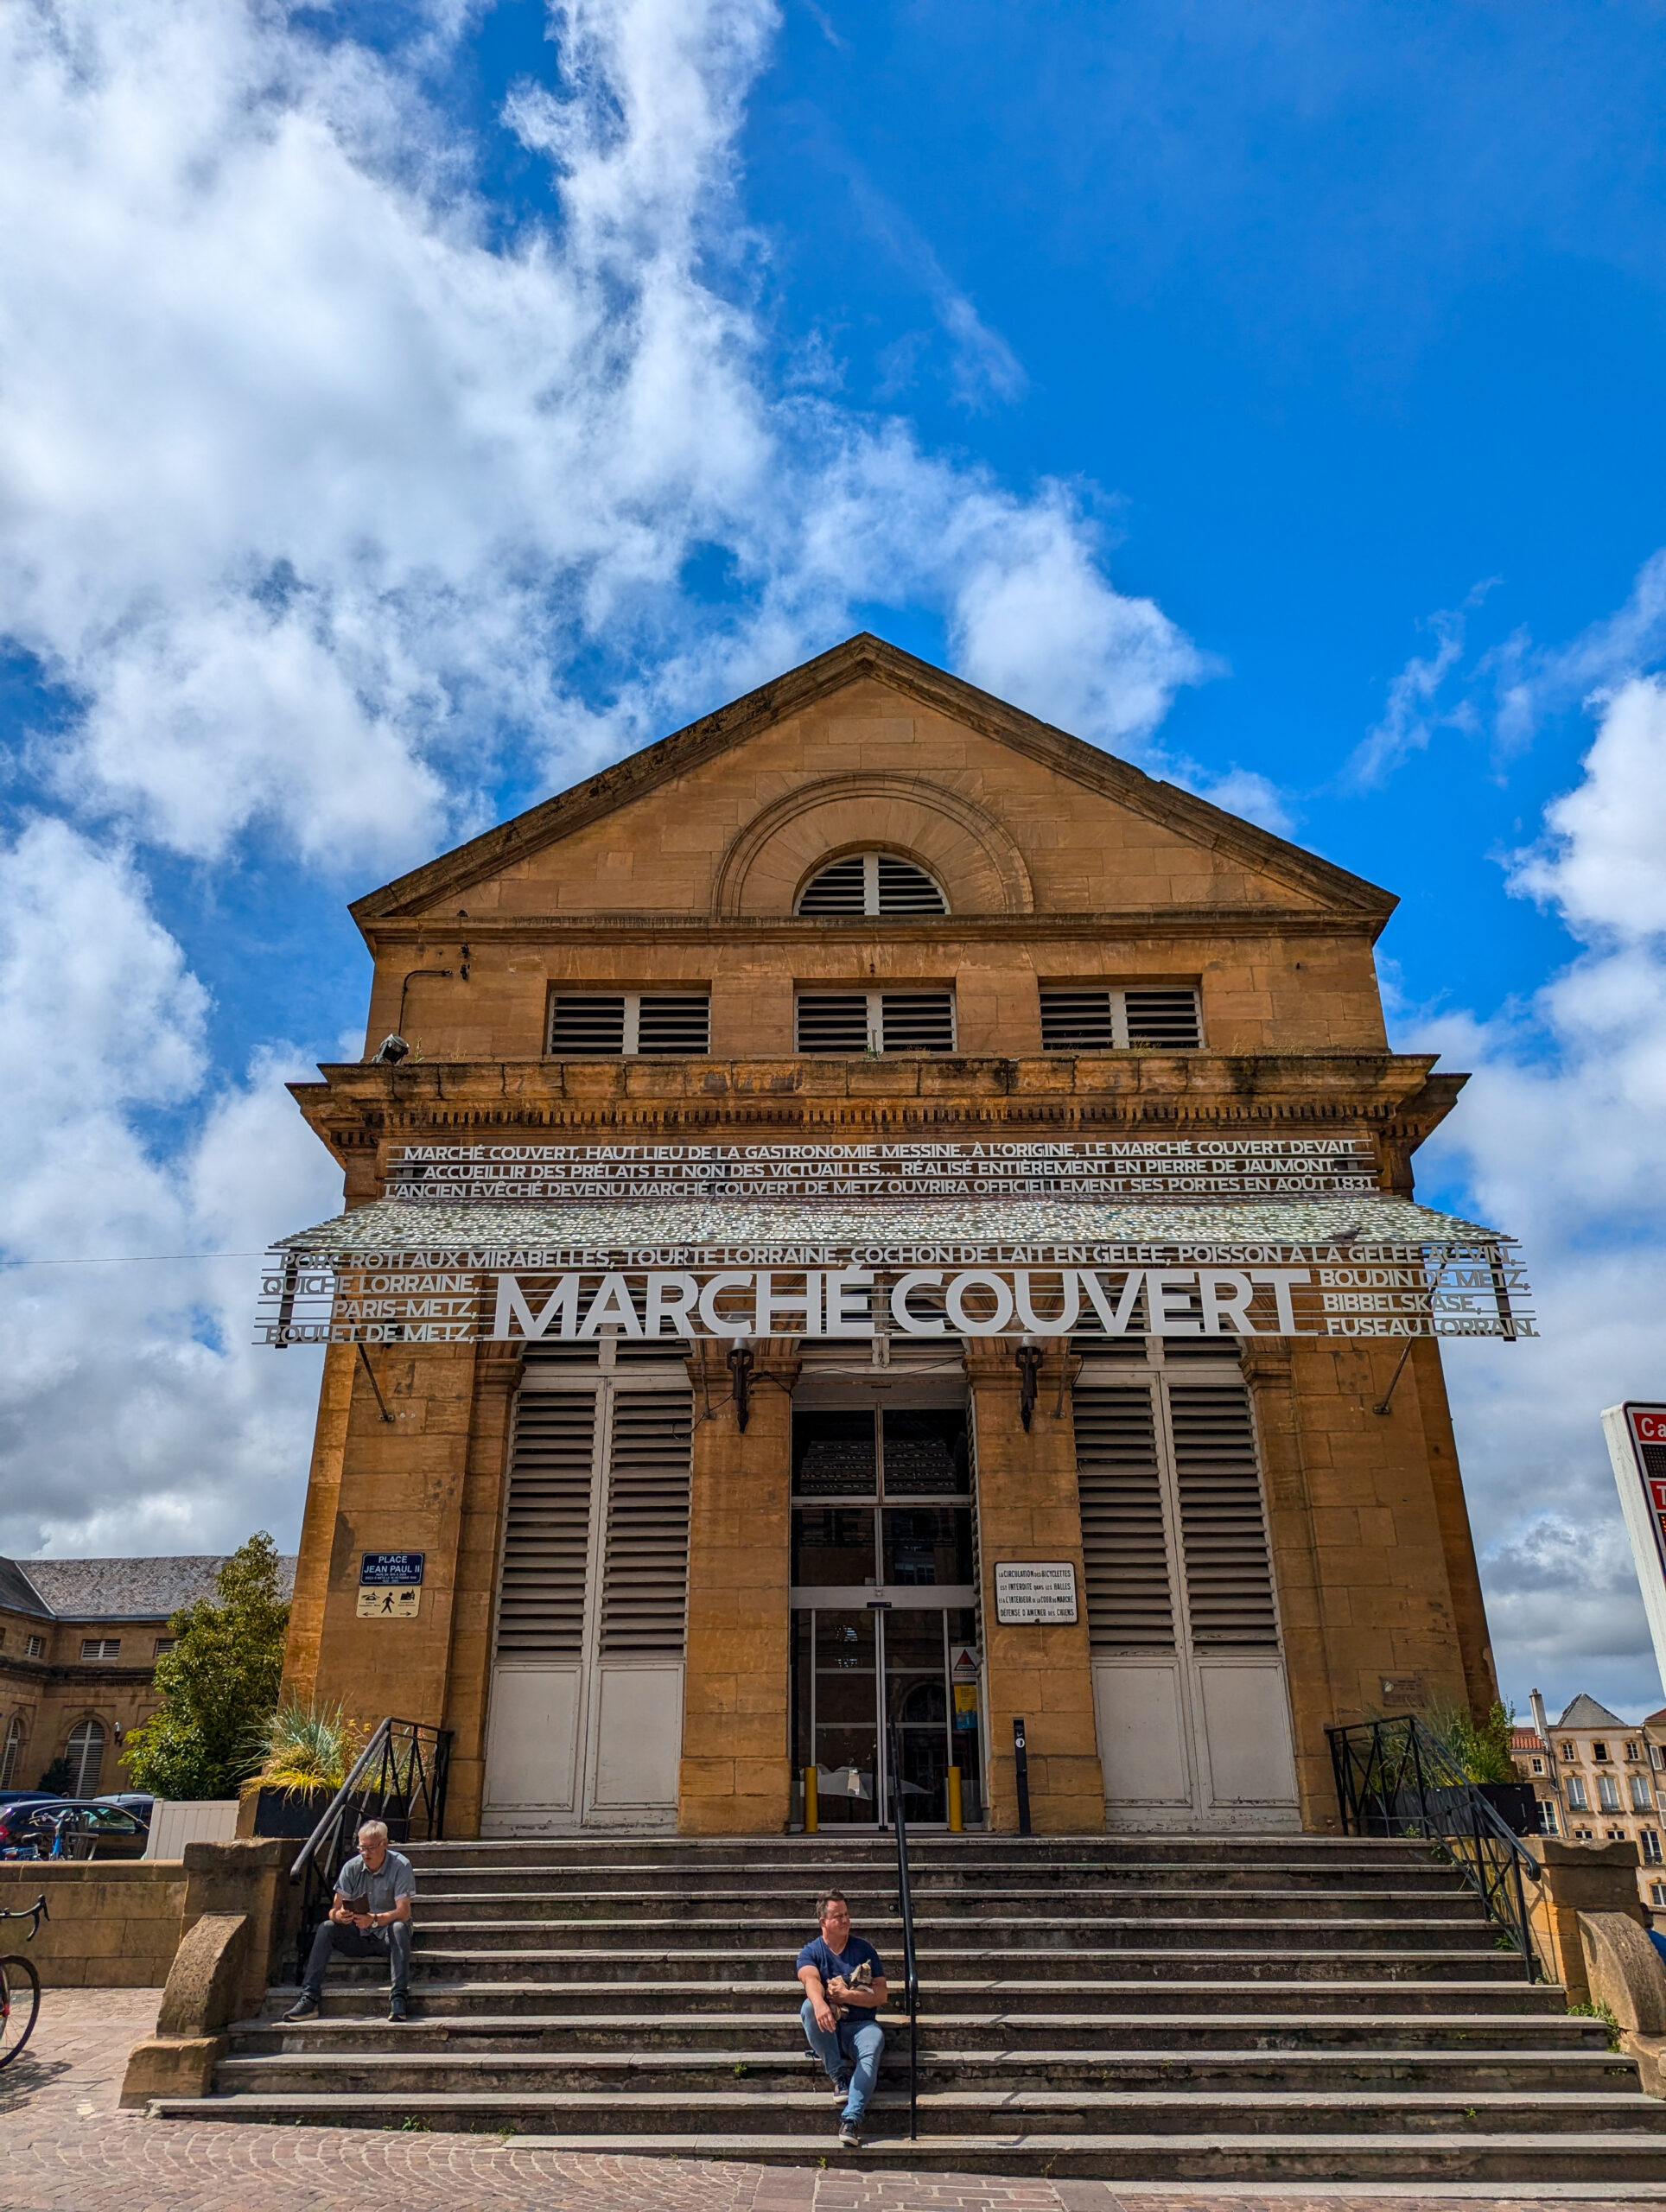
[352, 634, 1393, 929]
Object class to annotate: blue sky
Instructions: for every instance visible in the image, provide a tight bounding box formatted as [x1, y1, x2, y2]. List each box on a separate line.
[3, 0, 1666, 1724]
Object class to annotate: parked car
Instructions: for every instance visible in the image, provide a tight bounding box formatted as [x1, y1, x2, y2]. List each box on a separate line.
[0, 1799, 149, 1859]
[92, 1792, 155, 1822]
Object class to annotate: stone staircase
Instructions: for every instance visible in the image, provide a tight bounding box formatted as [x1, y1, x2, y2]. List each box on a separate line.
[150, 1834, 1666, 2182]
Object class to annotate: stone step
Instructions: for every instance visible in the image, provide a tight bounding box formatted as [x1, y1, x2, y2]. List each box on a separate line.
[137, 2112, 1666, 2182]
[262, 1974, 1569, 2018]
[414, 1886, 1478, 1921]
[410, 1912, 1497, 1953]
[149, 2083, 1666, 2140]
[236, 2008, 1610, 2055]
[400, 1944, 1532, 1984]
[416, 1866, 1469, 1902]
[213, 2045, 1643, 2098]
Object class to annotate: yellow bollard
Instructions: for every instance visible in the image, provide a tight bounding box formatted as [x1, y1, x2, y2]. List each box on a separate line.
[946, 1765, 963, 1832]
[804, 1765, 818, 1834]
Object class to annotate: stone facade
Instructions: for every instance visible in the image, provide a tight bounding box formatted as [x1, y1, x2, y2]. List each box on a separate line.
[278, 635, 1502, 1838]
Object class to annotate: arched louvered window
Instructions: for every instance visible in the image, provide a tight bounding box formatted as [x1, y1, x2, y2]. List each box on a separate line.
[797, 852, 947, 916]
[66, 1719, 105, 1796]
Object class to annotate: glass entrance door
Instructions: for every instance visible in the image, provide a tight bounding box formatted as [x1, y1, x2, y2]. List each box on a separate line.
[792, 1603, 982, 1826]
[789, 1402, 984, 1827]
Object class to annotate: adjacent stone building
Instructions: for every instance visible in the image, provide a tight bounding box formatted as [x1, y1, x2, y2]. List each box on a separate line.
[270, 635, 1525, 1840]
[0, 1555, 294, 1796]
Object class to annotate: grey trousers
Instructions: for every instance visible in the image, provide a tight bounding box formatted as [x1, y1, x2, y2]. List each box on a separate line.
[302, 1916, 411, 1999]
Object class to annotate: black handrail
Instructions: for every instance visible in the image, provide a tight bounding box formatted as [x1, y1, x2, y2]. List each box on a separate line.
[289, 1716, 451, 1980]
[1326, 1713, 1544, 1980]
[885, 1720, 920, 2141]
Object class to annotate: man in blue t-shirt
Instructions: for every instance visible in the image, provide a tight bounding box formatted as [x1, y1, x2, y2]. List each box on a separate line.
[795, 1888, 887, 2147]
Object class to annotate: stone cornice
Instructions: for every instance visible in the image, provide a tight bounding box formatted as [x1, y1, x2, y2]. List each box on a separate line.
[360, 906, 1386, 950]
[289, 1052, 1466, 1186]
[350, 635, 1396, 933]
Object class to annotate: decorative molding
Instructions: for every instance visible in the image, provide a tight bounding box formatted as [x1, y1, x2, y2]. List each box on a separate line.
[709, 772, 1033, 918]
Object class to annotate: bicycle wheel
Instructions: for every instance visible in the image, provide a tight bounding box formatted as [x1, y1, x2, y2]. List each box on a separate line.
[0, 1953, 41, 2069]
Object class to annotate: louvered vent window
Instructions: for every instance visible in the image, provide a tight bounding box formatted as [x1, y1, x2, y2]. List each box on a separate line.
[496, 1393, 597, 1656]
[1040, 986, 1203, 1051]
[795, 988, 955, 1054]
[1168, 1381, 1278, 1649]
[548, 992, 710, 1057]
[1074, 1388, 1174, 1650]
[798, 852, 948, 915]
[599, 1390, 693, 1655]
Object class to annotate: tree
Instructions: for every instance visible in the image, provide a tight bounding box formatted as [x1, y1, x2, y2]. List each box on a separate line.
[124, 1533, 290, 1800]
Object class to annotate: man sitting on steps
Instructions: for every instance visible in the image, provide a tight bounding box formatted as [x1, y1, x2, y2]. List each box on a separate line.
[796, 1887, 887, 2149]
[283, 1817, 415, 2024]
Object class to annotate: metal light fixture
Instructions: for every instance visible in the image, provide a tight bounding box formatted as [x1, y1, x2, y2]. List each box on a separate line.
[1015, 1332, 1044, 1432]
[728, 1332, 755, 1431]
[369, 1033, 410, 1065]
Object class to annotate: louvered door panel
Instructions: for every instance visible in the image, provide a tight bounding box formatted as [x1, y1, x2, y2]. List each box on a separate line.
[599, 1389, 693, 1654]
[1074, 1385, 1175, 1650]
[496, 1392, 598, 1656]
[1167, 1380, 1278, 1649]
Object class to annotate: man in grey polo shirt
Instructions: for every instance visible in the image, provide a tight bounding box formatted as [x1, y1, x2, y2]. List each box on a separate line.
[283, 1818, 416, 2023]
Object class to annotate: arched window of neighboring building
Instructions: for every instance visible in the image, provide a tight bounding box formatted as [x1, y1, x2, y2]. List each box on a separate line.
[0, 1715, 22, 1790]
[797, 852, 947, 916]
[65, 1719, 105, 1798]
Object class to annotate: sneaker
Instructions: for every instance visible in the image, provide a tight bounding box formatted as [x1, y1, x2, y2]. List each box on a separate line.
[388, 1993, 409, 2023]
[838, 2121, 862, 2150]
[280, 1998, 320, 2023]
[834, 2071, 853, 2101]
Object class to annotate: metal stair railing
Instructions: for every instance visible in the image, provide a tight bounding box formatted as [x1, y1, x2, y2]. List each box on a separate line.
[885, 1720, 920, 2140]
[289, 1717, 451, 1980]
[1326, 1713, 1545, 1980]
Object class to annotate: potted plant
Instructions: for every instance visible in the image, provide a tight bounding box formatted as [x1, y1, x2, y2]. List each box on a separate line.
[239, 1701, 364, 1840]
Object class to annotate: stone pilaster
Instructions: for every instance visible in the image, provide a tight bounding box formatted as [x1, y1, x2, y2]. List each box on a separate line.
[965, 1341, 1104, 1833]
[677, 1338, 802, 1834]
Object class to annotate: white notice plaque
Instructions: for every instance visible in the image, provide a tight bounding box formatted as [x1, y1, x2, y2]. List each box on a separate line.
[995, 1561, 1078, 1625]
[356, 1585, 420, 1619]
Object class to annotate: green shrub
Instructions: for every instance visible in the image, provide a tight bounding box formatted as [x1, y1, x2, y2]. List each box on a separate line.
[1427, 1698, 1518, 1785]
[253, 1700, 364, 1796]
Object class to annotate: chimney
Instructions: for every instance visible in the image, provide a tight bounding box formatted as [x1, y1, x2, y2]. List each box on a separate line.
[1530, 1688, 1551, 1751]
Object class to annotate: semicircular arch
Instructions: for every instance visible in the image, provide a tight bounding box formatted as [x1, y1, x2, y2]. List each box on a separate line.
[712, 774, 1033, 918]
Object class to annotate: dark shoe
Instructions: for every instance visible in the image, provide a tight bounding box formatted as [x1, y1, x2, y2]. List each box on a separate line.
[388, 1993, 409, 2023]
[834, 2071, 852, 2100]
[281, 1998, 320, 2023]
[838, 2121, 862, 2149]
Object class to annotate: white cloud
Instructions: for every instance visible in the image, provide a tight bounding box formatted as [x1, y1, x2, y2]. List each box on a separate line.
[1350, 585, 1496, 788]
[1406, 673, 1666, 1717]
[0, 823, 341, 1557]
[1497, 550, 1666, 752]
[0, 0, 1224, 1568]
[0, 0, 1208, 880]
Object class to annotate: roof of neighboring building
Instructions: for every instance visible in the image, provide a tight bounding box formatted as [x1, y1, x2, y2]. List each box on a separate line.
[0, 1554, 297, 1624]
[1555, 1694, 1625, 1729]
[1511, 1727, 1548, 1752]
[0, 1556, 49, 1618]
[1644, 1707, 1666, 1730]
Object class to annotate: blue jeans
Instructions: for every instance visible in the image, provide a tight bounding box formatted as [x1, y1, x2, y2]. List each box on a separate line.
[800, 1997, 884, 2125]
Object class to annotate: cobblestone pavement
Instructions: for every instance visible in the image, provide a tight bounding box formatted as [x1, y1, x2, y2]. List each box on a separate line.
[3, 1989, 1663, 2212]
